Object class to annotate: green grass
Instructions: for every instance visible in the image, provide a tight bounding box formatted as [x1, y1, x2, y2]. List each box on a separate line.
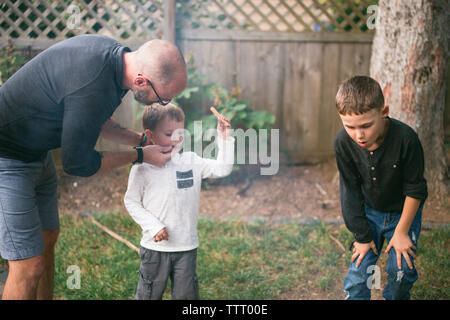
[53, 213, 354, 300]
[54, 212, 141, 299]
[413, 227, 450, 299]
[1, 212, 449, 300]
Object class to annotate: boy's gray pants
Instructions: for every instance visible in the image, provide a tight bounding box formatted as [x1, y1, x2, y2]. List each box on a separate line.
[135, 246, 199, 300]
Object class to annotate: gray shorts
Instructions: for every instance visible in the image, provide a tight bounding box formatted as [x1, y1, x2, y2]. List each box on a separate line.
[0, 152, 59, 261]
[136, 247, 199, 300]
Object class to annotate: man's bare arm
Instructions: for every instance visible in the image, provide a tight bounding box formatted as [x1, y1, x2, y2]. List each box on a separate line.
[94, 145, 172, 175]
[100, 118, 142, 146]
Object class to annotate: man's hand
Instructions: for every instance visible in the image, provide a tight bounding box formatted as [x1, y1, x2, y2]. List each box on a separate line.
[153, 228, 169, 242]
[385, 232, 416, 270]
[351, 240, 378, 268]
[142, 145, 172, 167]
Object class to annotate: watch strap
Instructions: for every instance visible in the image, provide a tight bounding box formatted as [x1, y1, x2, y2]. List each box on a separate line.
[140, 132, 147, 147]
[133, 146, 143, 164]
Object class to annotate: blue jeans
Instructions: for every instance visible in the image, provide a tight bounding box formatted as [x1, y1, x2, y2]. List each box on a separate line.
[344, 205, 422, 300]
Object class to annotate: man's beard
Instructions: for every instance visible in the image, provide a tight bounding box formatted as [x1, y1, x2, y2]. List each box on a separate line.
[133, 88, 154, 105]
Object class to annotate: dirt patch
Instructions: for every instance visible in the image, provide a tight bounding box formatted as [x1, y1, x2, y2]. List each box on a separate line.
[57, 158, 344, 221]
[57, 157, 450, 224]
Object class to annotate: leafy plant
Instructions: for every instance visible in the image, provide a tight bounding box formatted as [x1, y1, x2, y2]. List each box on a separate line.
[0, 41, 27, 86]
[172, 54, 276, 150]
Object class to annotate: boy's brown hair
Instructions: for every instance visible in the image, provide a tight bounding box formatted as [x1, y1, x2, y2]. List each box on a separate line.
[335, 76, 384, 115]
[142, 103, 185, 130]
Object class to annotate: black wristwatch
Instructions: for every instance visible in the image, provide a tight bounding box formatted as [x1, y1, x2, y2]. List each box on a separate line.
[133, 146, 143, 164]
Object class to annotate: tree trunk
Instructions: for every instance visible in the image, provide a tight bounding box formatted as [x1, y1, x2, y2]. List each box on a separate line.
[370, 0, 450, 205]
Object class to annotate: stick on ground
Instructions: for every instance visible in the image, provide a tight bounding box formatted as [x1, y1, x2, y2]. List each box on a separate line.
[328, 232, 346, 252]
[89, 216, 139, 254]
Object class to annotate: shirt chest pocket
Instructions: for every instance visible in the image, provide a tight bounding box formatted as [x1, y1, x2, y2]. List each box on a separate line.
[375, 160, 402, 183]
[176, 170, 194, 190]
[378, 161, 400, 172]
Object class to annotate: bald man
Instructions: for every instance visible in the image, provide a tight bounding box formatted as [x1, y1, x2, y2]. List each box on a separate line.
[0, 34, 187, 299]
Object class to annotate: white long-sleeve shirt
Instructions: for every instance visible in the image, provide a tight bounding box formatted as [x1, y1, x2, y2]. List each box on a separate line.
[124, 136, 235, 252]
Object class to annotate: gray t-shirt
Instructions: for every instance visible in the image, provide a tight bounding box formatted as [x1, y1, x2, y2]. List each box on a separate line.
[0, 34, 130, 176]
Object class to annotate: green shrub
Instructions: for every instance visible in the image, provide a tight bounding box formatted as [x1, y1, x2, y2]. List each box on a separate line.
[0, 42, 27, 86]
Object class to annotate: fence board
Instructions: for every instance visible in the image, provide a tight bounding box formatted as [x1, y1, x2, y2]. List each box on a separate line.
[237, 41, 284, 125]
[282, 42, 305, 156]
[320, 43, 341, 150]
[302, 42, 322, 156]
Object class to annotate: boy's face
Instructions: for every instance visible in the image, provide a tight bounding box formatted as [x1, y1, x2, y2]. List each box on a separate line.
[339, 106, 389, 151]
[144, 116, 184, 154]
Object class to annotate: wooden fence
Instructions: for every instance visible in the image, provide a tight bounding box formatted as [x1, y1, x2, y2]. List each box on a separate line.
[1, 0, 381, 163]
[177, 30, 373, 162]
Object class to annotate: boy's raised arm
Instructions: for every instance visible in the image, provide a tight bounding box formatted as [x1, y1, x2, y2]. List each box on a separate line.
[198, 107, 234, 179]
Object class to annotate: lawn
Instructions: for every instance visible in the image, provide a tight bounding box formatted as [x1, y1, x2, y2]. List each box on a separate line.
[45, 212, 450, 300]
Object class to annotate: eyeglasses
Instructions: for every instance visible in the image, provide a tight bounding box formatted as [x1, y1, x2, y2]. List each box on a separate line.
[139, 74, 171, 106]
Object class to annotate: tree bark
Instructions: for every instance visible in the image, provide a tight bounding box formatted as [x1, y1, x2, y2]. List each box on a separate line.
[370, 0, 450, 204]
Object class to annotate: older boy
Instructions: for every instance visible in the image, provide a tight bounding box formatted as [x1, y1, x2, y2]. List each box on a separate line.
[124, 103, 234, 300]
[334, 76, 427, 300]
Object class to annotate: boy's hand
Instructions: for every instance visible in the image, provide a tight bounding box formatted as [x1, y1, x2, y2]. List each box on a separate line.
[210, 106, 231, 139]
[217, 115, 231, 139]
[385, 232, 416, 270]
[351, 241, 378, 268]
[153, 228, 169, 242]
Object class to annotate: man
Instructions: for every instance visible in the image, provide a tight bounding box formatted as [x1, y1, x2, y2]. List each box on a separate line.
[0, 34, 187, 299]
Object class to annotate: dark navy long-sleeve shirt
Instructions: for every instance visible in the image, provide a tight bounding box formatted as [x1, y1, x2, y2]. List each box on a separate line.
[0, 34, 130, 176]
[334, 117, 428, 243]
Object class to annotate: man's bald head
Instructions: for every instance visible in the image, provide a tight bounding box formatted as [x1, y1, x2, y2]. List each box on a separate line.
[134, 39, 187, 97]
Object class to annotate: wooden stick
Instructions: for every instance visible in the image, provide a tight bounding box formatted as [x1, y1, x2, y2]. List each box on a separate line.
[210, 106, 221, 118]
[210, 106, 231, 128]
[328, 232, 346, 252]
[89, 216, 139, 254]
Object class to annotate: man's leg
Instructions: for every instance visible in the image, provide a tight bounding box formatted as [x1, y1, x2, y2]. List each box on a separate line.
[0, 159, 46, 300]
[35, 153, 60, 300]
[3, 255, 45, 300]
[37, 229, 59, 300]
[0, 152, 59, 300]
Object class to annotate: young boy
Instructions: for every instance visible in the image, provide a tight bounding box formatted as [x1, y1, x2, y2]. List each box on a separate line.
[334, 76, 427, 300]
[124, 103, 234, 300]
